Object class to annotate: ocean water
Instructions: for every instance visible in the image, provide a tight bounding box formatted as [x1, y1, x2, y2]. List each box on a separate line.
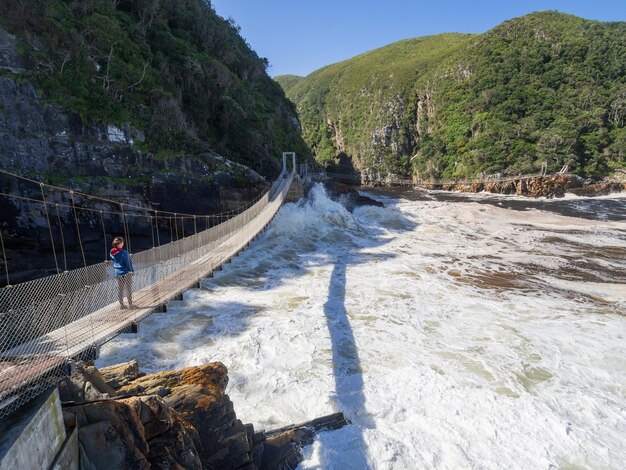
[98, 185, 626, 469]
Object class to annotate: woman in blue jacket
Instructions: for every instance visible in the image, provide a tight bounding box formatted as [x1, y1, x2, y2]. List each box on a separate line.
[110, 236, 136, 309]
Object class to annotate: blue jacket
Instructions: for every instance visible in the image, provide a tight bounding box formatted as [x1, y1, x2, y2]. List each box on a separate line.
[110, 247, 134, 277]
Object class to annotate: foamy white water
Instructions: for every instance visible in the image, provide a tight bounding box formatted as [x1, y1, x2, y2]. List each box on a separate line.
[98, 185, 626, 469]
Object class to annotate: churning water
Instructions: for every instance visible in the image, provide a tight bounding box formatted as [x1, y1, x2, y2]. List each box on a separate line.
[98, 185, 626, 469]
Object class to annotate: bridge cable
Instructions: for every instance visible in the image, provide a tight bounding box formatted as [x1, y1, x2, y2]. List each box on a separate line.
[0, 228, 10, 286]
[0, 191, 140, 219]
[0, 167, 284, 281]
[39, 184, 60, 274]
[119, 203, 131, 254]
[0, 167, 278, 219]
[55, 204, 68, 271]
[99, 211, 108, 261]
[154, 211, 161, 247]
[124, 213, 132, 254]
[0, 168, 202, 219]
[70, 191, 87, 269]
[149, 214, 156, 251]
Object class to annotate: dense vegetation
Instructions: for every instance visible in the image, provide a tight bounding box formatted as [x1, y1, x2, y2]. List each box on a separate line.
[0, 0, 308, 175]
[277, 12, 626, 180]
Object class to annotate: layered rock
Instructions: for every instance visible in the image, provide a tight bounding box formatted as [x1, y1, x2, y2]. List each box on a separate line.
[59, 360, 348, 469]
[116, 362, 258, 469]
[418, 174, 626, 198]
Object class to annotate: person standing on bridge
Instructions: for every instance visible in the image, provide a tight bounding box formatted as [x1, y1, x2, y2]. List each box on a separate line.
[110, 236, 136, 309]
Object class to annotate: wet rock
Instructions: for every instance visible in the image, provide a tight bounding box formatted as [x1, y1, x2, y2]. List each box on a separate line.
[261, 412, 350, 470]
[325, 182, 384, 211]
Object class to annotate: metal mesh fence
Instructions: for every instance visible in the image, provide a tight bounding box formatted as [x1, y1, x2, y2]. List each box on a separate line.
[0, 172, 294, 417]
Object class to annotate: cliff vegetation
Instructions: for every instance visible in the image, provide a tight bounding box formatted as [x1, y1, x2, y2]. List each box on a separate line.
[277, 12, 626, 180]
[0, 0, 308, 174]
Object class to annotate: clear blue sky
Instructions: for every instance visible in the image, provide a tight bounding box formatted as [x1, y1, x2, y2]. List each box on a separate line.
[211, 0, 626, 77]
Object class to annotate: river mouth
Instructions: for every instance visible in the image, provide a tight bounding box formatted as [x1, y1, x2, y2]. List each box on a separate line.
[98, 185, 626, 469]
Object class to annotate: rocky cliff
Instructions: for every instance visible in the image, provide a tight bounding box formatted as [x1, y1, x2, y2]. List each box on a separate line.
[59, 360, 348, 469]
[0, 1, 309, 284]
[0, 60, 266, 284]
[277, 12, 626, 185]
[417, 173, 626, 198]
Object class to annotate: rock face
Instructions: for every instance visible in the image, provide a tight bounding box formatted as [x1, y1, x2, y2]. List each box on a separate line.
[117, 362, 259, 469]
[0, 25, 275, 285]
[418, 174, 626, 198]
[65, 399, 152, 470]
[0, 72, 267, 285]
[62, 362, 245, 469]
[280, 13, 625, 185]
[61, 360, 349, 469]
[98, 360, 140, 390]
[58, 363, 116, 403]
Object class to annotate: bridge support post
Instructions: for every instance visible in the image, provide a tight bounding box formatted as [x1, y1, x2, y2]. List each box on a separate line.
[282, 152, 296, 176]
[119, 322, 139, 334]
[173, 293, 183, 301]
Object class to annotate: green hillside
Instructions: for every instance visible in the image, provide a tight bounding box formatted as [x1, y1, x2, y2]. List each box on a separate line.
[274, 74, 304, 93]
[0, 0, 308, 174]
[277, 12, 626, 180]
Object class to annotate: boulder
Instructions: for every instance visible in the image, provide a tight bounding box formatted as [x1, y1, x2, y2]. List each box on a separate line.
[118, 395, 175, 441]
[62, 361, 351, 470]
[58, 362, 116, 403]
[145, 414, 203, 470]
[117, 362, 256, 469]
[99, 360, 140, 389]
[261, 412, 350, 470]
[65, 400, 149, 470]
[64, 394, 203, 470]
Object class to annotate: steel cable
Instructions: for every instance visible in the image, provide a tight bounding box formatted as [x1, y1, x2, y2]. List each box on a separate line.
[39, 185, 60, 274]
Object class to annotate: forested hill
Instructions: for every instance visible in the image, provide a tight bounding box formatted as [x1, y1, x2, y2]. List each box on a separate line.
[276, 12, 626, 180]
[0, 0, 308, 174]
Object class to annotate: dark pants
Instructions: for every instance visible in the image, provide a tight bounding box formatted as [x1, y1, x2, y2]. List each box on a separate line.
[117, 274, 133, 305]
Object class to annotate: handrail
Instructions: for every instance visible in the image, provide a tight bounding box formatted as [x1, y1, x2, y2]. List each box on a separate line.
[0, 172, 295, 418]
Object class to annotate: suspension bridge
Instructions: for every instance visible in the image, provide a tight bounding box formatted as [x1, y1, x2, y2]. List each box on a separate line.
[0, 152, 301, 418]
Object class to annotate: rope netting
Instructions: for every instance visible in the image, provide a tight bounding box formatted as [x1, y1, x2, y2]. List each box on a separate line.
[0, 170, 294, 417]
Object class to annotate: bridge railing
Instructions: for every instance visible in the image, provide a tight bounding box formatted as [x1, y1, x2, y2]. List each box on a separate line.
[0, 171, 294, 417]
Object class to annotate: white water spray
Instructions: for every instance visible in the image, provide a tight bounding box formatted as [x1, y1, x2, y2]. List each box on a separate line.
[99, 185, 626, 469]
